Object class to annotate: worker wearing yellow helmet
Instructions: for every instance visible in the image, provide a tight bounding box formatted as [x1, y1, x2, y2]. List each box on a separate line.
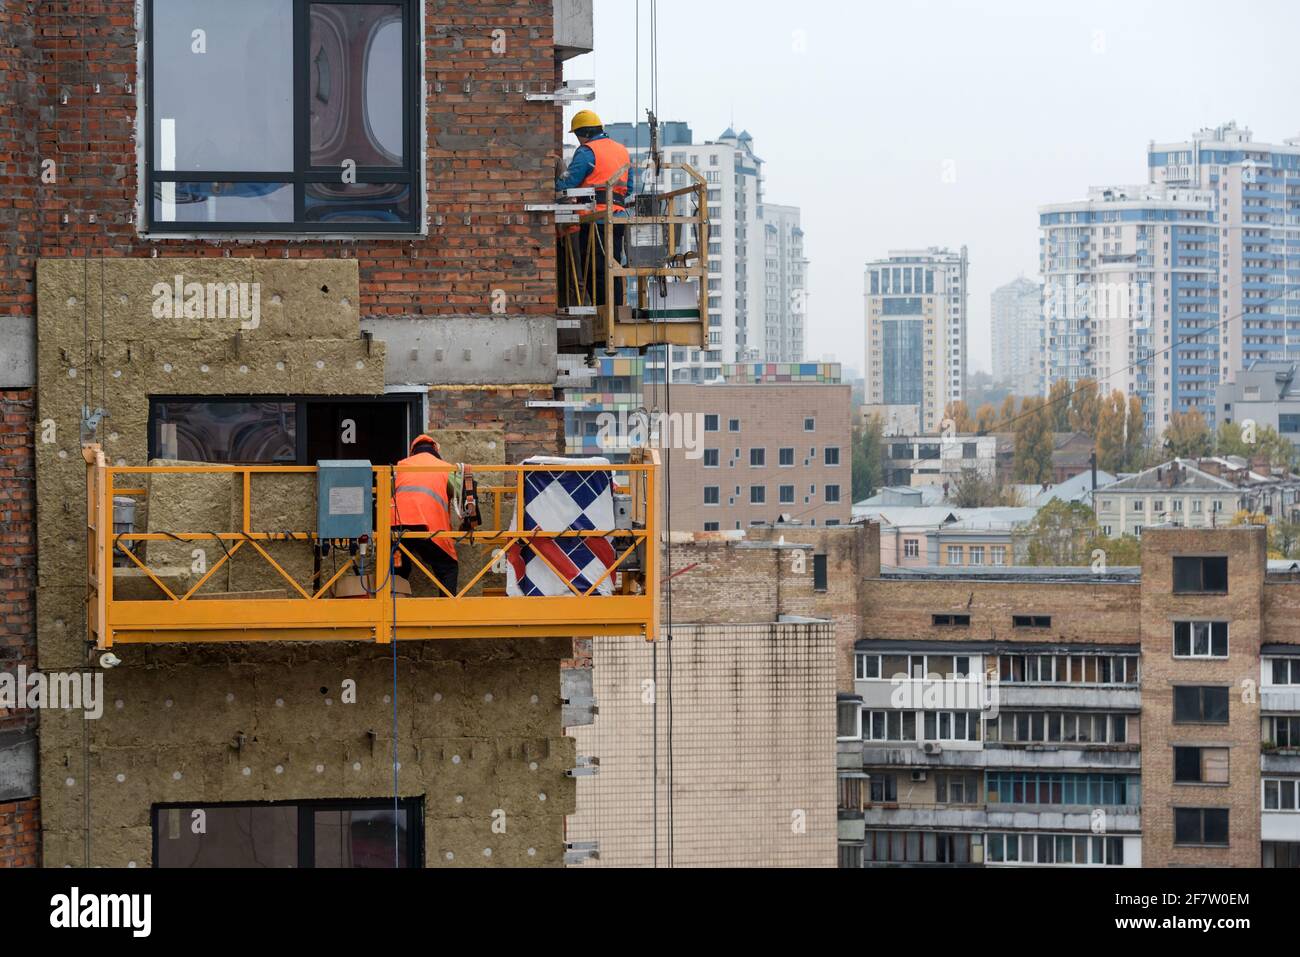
[556, 109, 635, 307]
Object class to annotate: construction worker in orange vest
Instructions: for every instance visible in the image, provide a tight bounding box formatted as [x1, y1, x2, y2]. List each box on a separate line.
[391, 434, 460, 594]
[557, 109, 635, 307]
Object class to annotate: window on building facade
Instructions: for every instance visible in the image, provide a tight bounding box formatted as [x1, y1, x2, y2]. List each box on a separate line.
[986, 772, 1137, 807]
[814, 554, 828, 592]
[904, 539, 920, 559]
[1174, 746, 1230, 784]
[1173, 556, 1228, 594]
[862, 830, 972, 865]
[1264, 778, 1300, 811]
[749, 485, 765, 505]
[932, 614, 971, 628]
[987, 833, 1124, 866]
[1012, 615, 1052, 629]
[749, 448, 765, 467]
[824, 447, 841, 466]
[146, 0, 420, 232]
[998, 654, 1137, 685]
[704, 486, 720, 506]
[703, 448, 720, 468]
[825, 485, 841, 504]
[1270, 658, 1300, 685]
[1173, 621, 1228, 658]
[704, 414, 720, 432]
[986, 711, 1129, 745]
[153, 799, 422, 867]
[1173, 685, 1230, 724]
[836, 701, 862, 740]
[1268, 716, 1300, 748]
[946, 545, 963, 565]
[1173, 808, 1229, 846]
[728, 419, 741, 433]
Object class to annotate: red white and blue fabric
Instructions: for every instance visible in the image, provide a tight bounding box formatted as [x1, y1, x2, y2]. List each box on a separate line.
[506, 457, 617, 598]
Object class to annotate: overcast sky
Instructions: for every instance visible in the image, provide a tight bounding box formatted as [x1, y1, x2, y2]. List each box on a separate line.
[565, 0, 1300, 377]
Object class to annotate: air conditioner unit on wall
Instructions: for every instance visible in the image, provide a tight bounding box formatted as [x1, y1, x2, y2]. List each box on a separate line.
[921, 742, 943, 755]
[910, 770, 927, 782]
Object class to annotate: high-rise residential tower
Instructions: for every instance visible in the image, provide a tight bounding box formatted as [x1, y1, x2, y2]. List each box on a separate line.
[1039, 184, 1219, 432]
[1148, 123, 1300, 379]
[864, 247, 969, 433]
[990, 276, 1044, 398]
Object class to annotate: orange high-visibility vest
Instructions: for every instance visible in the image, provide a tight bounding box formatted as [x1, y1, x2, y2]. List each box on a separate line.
[391, 452, 458, 562]
[580, 137, 630, 213]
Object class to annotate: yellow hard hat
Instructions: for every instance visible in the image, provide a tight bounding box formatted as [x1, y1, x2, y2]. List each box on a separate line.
[570, 110, 602, 133]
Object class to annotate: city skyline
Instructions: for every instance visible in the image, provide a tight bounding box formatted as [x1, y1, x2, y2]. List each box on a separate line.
[569, 0, 1300, 377]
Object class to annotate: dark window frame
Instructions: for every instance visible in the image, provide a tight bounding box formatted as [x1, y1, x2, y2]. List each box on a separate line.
[813, 553, 828, 592]
[1172, 556, 1228, 594]
[932, 614, 972, 628]
[144, 0, 423, 234]
[151, 797, 424, 867]
[1012, 615, 1052, 629]
[1172, 807, 1230, 847]
[1173, 685, 1230, 725]
[148, 393, 423, 465]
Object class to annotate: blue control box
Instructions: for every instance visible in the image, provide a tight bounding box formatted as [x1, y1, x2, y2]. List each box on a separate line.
[317, 460, 374, 540]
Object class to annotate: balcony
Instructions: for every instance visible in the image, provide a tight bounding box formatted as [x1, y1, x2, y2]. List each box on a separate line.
[852, 744, 1141, 772]
[86, 447, 659, 646]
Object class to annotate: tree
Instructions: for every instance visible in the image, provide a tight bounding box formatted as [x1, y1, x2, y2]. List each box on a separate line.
[944, 400, 975, 434]
[1164, 409, 1212, 459]
[998, 395, 1018, 429]
[1230, 510, 1285, 560]
[1068, 379, 1101, 436]
[852, 414, 885, 503]
[974, 403, 999, 436]
[1014, 500, 1099, 565]
[1123, 395, 1146, 470]
[949, 467, 1021, 508]
[1215, 421, 1297, 469]
[1013, 397, 1054, 484]
[1047, 379, 1073, 433]
[1095, 534, 1142, 566]
[1095, 390, 1127, 473]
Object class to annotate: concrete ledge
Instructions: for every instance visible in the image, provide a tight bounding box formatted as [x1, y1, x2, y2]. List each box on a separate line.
[362, 316, 557, 386]
[0, 316, 35, 388]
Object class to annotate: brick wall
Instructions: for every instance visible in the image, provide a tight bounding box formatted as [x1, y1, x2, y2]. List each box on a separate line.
[665, 526, 867, 687]
[0, 2, 39, 328]
[1139, 527, 1265, 868]
[0, 798, 38, 867]
[12, 0, 561, 320]
[425, 384, 563, 463]
[0, 390, 35, 685]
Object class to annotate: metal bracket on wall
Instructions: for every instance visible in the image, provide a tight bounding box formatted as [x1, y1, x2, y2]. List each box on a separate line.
[525, 79, 595, 103]
[81, 405, 107, 438]
[564, 841, 600, 865]
[563, 695, 598, 718]
[567, 755, 600, 778]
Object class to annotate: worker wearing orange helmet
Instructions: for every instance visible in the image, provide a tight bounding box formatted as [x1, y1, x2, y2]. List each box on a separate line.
[391, 434, 460, 594]
[557, 109, 635, 307]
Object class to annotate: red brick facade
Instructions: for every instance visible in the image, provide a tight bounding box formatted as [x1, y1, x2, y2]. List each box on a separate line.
[0, 799, 39, 868]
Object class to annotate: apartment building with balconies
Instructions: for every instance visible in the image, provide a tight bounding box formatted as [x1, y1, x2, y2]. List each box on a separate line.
[835, 524, 1300, 868]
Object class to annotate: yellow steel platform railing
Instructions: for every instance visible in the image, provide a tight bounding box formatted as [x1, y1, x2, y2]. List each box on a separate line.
[85, 446, 659, 647]
[558, 162, 708, 353]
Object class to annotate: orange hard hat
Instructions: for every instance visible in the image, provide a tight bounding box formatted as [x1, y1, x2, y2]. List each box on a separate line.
[410, 434, 441, 456]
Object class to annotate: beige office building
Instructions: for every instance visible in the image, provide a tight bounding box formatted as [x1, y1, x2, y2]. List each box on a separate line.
[648, 378, 853, 531]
